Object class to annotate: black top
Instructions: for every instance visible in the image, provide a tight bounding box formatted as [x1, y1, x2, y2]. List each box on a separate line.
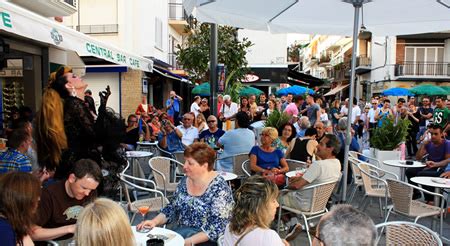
[290, 138, 312, 163]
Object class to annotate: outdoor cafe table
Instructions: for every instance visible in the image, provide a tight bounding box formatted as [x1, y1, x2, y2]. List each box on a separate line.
[132, 226, 184, 246]
[136, 141, 159, 155]
[219, 171, 238, 181]
[126, 151, 153, 178]
[383, 160, 425, 181]
[410, 176, 450, 237]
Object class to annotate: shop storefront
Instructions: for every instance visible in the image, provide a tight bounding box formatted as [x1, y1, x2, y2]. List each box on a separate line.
[0, 1, 153, 122]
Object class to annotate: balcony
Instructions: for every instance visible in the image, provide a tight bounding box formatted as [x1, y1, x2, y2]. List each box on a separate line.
[329, 62, 350, 82]
[76, 24, 119, 34]
[395, 62, 450, 79]
[168, 1, 190, 34]
[10, 0, 77, 17]
[318, 54, 331, 67]
[355, 54, 371, 74]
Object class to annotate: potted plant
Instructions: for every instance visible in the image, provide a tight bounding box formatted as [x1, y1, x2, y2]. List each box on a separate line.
[369, 117, 411, 176]
[264, 110, 291, 130]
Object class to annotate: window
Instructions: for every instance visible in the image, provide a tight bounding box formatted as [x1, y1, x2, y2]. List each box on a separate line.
[404, 46, 445, 75]
[155, 18, 163, 50]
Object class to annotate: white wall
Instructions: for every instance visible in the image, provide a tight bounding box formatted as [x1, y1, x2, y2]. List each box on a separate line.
[82, 73, 121, 113]
[369, 36, 397, 83]
[238, 29, 287, 65]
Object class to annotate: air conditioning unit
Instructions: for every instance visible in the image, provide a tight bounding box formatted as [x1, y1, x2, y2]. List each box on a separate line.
[9, 0, 78, 17]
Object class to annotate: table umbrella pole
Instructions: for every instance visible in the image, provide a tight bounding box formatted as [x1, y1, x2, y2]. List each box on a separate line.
[210, 23, 218, 116]
[341, 0, 363, 203]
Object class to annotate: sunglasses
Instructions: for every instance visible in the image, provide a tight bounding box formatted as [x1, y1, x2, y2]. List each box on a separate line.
[183, 118, 193, 121]
[207, 120, 216, 123]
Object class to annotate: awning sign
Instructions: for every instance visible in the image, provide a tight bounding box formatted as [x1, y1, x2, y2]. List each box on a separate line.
[0, 2, 153, 72]
[243, 74, 259, 83]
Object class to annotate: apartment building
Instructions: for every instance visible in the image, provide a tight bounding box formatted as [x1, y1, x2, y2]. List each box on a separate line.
[301, 32, 450, 101]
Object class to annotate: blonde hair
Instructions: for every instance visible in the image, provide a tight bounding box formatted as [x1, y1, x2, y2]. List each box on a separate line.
[230, 176, 279, 234]
[75, 198, 134, 246]
[262, 127, 278, 141]
[195, 113, 206, 127]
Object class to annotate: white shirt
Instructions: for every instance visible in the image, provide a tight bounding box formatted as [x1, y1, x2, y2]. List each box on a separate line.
[176, 125, 199, 146]
[190, 102, 201, 117]
[221, 102, 239, 118]
[368, 108, 376, 123]
[351, 106, 361, 123]
[340, 105, 348, 116]
[223, 225, 284, 246]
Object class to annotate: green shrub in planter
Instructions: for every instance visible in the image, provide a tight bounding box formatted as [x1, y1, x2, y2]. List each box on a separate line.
[369, 117, 410, 151]
[264, 110, 291, 130]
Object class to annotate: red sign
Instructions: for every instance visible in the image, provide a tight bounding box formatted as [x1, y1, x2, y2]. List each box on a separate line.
[242, 74, 259, 83]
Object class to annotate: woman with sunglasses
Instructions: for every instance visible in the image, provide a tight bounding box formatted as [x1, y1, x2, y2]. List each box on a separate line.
[249, 127, 289, 177]
[223, 175, 288, 246]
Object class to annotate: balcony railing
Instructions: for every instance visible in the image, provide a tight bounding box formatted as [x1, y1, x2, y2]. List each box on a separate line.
[395, 62, 450, 77]
[76, 24, 119, 34]
[168, 53, 183, 70]
[356, 55, 371, 67]
[63, 0, 76, 7]
[169, 1, 187, 21]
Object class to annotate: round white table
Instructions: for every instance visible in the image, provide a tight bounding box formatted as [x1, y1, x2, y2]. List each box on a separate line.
[286, 170, 306, 178]
[126, 151, 154, 178]
[136, 141, 159, 155]
[132, 226, 184, 246]
[383, 160, 425, 181]
[219, 171, 238, 181]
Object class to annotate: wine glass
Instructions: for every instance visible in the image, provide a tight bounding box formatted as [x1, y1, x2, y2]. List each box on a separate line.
[135, 204, 151, 233]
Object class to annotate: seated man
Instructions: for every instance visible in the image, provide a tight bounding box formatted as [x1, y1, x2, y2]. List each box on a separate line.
[176, 113, 199, 146]
[216, 112, 255, 172]
[31, 159, 102, 243]
[158, 119, 184, 153]
[123, 114, 151, 150]
[406, 124, 450, 201]
[0, 128, 32, 174]
[314, 204, 377, 245]
[281, 134, 341, 241]
[198, 115, 225, 149]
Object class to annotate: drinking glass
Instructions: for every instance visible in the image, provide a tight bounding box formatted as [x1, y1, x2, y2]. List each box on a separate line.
[135, 204, 151, 233]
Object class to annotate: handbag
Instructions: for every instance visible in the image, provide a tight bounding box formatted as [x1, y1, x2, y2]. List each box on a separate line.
[263, 172, 286, 186]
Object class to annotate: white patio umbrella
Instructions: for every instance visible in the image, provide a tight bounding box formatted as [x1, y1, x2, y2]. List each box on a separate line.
[184, 0, 450, 202]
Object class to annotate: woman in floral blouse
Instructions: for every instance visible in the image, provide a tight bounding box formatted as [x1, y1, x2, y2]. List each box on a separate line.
[137, 142, 233, 245]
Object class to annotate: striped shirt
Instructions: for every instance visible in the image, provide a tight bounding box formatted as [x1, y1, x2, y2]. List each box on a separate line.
[0, 148, 31, 174]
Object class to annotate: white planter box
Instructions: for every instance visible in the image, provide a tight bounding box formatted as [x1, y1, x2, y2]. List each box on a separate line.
[371, 148, 401, 179]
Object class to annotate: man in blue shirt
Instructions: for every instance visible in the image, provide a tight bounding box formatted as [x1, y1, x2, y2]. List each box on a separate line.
[165, 91, 183, 126]
[199, 115, 225, 149]
[158, 119, 184, 153]
[0, 128, 32, 174]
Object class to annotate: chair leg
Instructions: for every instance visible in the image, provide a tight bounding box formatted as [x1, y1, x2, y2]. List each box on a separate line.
[348, 185, 357, 204]
[130, 212, 137, 224]
[378, 197, 383, 218]
[301, 214, 312, 246]
[361, 196, 370, 212]
[277, 205, 283, 234]
[358, 195, 367, 209]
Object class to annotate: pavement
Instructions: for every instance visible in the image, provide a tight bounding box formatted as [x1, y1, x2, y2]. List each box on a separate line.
[280, 187, 450, 246]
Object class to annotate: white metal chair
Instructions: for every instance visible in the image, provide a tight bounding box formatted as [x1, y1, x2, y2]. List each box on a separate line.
[241, 159, 251, 177]
[149, 157, 184, 197]
[375, 221, 442, 246]
[385, 178, 445, 237]
[358, 161, 398, 220]
[347, 156, 364, 203]
[119, 173, 168, 224]
[277, 180, 338, 246]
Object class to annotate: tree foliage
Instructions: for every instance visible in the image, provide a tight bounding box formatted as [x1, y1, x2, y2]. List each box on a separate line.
[175, 23, 253, 101]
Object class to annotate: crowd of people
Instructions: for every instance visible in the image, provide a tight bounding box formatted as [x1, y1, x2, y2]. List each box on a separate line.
[0, 65, 448, 246]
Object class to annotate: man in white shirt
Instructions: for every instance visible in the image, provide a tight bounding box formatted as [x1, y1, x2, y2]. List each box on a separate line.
[219, 95, 238, 130]
[190, 96, 201, 117]
[367, 99, 378, 138]
[176, 113, 199, 146]
[280, 134, 341, 241]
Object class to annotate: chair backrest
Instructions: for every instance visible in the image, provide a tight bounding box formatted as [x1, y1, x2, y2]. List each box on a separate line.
[349, 150, 359, 159]
[149, 157, 176, 187]
[172, 151, 185, 175]
[241, 159, 251, 177]
[232, 153, 249, 177]
[119, 173, 166, 208]
[358, 162, 395, 196]
[348, 156, 362, 181]
[156, 144, 176, 159]
[386, 178, 414, 215]
[309, 180, 338, 213]
[286, 159, 308, 171]
[375, 221, 442, 246]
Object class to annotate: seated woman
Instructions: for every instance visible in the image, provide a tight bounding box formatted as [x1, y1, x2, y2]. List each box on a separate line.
[224, 176, 288, 246]
[286, 127, 318, 162]
[250, 127, 289, 175]
[274, 123, 297, 154]
[0, 172, 41, 246]
[75, 198, 134, 246]
[195, 113, 208, 133]
[148, 114, 161, 141]
[137, 142, 233, 245]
